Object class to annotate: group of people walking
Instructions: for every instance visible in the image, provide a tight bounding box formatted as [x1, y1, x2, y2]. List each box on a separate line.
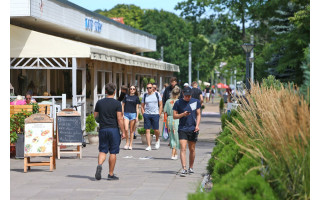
[93, 77, 202, 180]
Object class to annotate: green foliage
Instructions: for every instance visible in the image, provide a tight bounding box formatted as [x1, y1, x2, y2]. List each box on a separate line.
[219, 98, 224, 111]
[149, 78, 155, 84]
[138, 113, 143, 121]
[31, 103, 39, 114]
[137, 128, 154, 135]
[10, 132, 18, 144]
[85, 114, 97, 132]
[95, 4, 144, 29]
[261, 75, 282, 90]
[10, 111, 32, 139]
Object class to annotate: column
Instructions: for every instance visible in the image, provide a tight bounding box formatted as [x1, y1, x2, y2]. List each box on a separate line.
[46, 69, 50, 93]
[101, 71, 105, 96]
[72, 57, 77, 107]
[93, 62, 98, 109]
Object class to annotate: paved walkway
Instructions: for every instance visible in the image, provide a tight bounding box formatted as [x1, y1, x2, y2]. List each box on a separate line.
[10, 98, 221, 200]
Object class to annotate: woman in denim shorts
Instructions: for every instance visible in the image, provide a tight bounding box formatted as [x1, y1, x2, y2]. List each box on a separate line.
[122, 85, 140, 150]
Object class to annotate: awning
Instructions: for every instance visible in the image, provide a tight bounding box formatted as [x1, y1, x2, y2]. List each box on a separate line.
[10, 25, 179, 72]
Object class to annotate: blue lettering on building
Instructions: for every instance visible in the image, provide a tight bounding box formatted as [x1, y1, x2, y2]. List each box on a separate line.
[85, 18, 102, 33]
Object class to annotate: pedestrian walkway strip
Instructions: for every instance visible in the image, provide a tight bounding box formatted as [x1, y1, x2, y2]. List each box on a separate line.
[202, 112, 220, 115]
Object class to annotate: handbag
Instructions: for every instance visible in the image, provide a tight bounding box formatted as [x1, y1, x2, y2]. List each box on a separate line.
[162, 121, 169, 141]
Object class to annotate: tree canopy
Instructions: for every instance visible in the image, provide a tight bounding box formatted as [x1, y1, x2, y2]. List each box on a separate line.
[95, 0, 310, 86]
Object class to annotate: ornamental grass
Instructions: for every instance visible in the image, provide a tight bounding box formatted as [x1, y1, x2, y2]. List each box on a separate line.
[228, 83, 310, 199]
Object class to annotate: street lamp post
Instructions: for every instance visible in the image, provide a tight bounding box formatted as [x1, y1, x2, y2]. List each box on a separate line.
[241, 43, 254, 90]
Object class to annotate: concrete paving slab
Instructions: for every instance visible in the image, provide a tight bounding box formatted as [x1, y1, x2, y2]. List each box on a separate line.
[10, 102, 221, 200]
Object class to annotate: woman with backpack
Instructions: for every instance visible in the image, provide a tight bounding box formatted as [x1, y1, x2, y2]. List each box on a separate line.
[122, 85, 140, 150]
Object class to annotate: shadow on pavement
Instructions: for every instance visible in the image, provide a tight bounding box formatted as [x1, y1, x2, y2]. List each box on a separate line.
[67, 175, 99, 181]
[152, 157, 172, 160]
[11, 168, 52, 173]
[145, 170, 177, 174]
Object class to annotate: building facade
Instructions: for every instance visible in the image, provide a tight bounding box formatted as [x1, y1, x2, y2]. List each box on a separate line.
[10, 0, 179, 128]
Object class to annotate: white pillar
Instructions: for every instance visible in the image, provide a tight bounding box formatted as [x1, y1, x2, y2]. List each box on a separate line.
[46, 69, 50, 94]
[159, 76, 163, 91]
[101, 71, 105, 95]
[72, 58, 77, 107]
[93, 63, 98, 109]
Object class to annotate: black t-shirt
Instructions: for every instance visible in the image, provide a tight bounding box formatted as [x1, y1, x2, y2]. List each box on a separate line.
[205, 87, 210, 93]
[191, 88, 202, 100]
[94, 98, 122, 129]
[123, 95, 140, 113]
[118, 92, 126, 102]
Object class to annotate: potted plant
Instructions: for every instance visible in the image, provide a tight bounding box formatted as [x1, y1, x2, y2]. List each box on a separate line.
[219, 98, 224, 115]
[137, 128, 154, 145]
[10, 132, 18, 158]
[10, 111, 32, 158]
[85, 114, 99, 145]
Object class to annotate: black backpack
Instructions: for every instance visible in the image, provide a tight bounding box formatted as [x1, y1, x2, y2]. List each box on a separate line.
[144, 92, 160, 107]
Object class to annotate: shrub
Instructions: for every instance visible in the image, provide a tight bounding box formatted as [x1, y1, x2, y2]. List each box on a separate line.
[138, 113, 143, 120]
[137, 128, 154, 135]
[219, 98, 224, 111]
[227, 82, 310, 199]
[85, 114, 97, 132]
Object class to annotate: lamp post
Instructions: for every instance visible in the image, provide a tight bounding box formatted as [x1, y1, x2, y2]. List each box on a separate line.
[241, 43, 254, 90]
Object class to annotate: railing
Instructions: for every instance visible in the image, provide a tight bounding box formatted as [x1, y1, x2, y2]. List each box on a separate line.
[10, 94, 67, 131]
[97, 94, 105, 100]
[76, 95, 86, 130]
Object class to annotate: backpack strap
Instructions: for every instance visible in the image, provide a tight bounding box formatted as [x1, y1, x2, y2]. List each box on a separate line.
[155, 92, 160, 107]
[144, 93, 147, 104]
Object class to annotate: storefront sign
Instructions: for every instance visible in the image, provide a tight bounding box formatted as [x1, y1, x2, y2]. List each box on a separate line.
[85, 18, 102, 33]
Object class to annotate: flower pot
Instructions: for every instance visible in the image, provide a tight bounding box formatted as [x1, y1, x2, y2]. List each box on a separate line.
[10, 144, 16, 158]
[15, 134, 24, 159]
[140, 134, 153, 145]
[88, 132, 99, 145]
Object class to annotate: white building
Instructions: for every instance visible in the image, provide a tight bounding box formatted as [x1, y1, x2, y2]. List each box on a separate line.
[10, 0, 179, 128]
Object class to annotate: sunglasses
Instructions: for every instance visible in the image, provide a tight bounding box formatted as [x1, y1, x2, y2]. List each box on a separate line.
[26, 98, 31, 100]
[147, 87, 152, 89]
[130, 88, 136, 90]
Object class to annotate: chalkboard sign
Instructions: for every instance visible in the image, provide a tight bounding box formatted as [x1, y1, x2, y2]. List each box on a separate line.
[57, 116, 82, 143]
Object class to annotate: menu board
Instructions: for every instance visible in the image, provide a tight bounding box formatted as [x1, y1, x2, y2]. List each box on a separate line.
[24, 123, 53, 155]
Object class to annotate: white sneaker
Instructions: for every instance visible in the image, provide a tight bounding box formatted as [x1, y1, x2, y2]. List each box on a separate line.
[155, 140, 160, 149]
[145, 146, 152, 151]
[171, 156, 178, 160]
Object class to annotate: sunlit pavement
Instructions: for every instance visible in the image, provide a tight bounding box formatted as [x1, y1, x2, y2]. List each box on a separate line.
[10, 99, 221, 200]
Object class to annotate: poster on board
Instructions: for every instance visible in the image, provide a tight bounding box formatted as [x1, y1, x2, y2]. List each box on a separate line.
[25, 123, 53, 155]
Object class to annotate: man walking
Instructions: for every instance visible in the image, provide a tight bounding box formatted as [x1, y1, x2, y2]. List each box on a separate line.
[191, 81, 203, 105]
[162, 77, 182, 108]
[173, 87, 201, 177]
[141, 83, 163, 151]
[94, 83, 125, 180]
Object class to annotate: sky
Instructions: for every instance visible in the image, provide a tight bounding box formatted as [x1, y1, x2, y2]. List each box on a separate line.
[67, 0, 184, 16]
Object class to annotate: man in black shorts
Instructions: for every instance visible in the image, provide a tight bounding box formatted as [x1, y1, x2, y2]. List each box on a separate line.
[173, 87, 201, 177]
[94, 83, 125, 180]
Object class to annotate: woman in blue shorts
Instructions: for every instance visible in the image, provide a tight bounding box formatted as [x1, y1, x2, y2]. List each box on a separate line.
[122, 85, 140, 150]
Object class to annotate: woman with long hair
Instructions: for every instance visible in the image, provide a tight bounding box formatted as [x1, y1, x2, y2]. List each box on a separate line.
[163, 86, 180, 159]
[122, 85, 140, 150]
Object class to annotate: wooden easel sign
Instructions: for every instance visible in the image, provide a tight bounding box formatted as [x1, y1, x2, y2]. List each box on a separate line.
[56, 109, 83, 159]
[24, 113, 56, 173]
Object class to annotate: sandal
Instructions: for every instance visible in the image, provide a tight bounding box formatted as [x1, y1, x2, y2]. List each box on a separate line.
[124, 145, 129, 150]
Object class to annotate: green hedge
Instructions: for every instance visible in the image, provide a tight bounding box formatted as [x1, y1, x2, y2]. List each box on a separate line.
[191, 109, 277, 200]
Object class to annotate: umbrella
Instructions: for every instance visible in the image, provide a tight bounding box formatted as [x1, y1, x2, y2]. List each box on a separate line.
[216, 83, 229, 89]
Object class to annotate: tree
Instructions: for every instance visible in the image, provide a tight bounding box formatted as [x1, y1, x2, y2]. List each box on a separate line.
[95, 4, 144, 29]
